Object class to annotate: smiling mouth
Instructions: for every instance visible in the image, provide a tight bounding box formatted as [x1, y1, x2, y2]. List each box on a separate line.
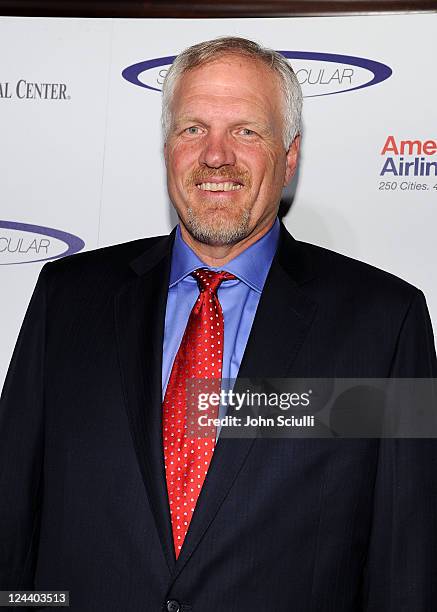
[196, 181, 243, 192]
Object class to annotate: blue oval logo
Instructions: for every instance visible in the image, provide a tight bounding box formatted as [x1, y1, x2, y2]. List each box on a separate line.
[0, 220, 85, 265]
[122, 51, 392, 98]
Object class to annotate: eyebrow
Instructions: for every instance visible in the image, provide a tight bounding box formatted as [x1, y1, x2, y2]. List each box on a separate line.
[172, 117, 204, 128]
[172, 117, 274, 135]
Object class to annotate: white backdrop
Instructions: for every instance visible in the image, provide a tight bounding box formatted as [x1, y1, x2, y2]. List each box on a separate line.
[1, 14, 436, 387]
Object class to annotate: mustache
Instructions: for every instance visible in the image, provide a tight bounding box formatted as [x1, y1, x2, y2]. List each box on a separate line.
[186, 166, 251, 188]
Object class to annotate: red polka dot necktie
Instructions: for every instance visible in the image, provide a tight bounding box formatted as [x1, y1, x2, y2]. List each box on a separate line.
[162, 267, 236, 557]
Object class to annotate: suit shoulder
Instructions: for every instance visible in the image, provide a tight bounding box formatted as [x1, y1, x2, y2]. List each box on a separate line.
[296, 239, 422, 306]
[43, 234, 165, 278]
[40, 234, 168, 299]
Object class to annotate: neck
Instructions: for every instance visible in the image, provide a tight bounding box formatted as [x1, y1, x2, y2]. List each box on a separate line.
[179, 217, 277, 267]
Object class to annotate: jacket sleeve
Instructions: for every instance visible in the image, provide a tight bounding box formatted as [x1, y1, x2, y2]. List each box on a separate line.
[0, 264, 50, 589]
[362, 289, 437, 610]
[387, 289, 437, 378]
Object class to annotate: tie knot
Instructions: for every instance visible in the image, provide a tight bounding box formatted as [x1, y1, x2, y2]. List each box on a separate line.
[191, 267, 237, 294]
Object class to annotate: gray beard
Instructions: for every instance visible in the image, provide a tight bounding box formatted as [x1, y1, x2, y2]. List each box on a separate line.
[184, 207, 251, 246]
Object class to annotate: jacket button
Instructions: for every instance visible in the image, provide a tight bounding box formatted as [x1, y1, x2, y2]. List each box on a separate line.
[166, 600, 181, 612]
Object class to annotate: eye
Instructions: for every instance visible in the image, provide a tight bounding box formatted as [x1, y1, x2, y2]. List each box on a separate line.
[184, 126, 202, 135]
[239, 128, 256, 136]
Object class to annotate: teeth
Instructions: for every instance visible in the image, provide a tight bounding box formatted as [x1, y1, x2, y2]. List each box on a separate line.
[197, 182, 243, 192]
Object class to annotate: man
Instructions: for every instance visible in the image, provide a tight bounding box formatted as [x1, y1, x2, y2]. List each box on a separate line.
[1, 37, 436, 611]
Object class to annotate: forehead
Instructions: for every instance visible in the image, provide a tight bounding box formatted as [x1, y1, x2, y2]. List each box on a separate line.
[172, 55, 283, 120]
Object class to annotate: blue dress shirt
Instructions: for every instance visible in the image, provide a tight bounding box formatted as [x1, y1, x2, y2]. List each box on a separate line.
[162, 218, 280, 430]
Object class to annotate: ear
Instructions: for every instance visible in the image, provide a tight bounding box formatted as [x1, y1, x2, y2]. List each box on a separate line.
[164, 142, 168, 167]
[283, 135, 300, 186]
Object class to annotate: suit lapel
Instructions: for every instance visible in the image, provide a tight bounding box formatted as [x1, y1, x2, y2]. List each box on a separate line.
[114, 230, 177, 573]
[171, 223, 318, 580]
[237, 220, 318, 382]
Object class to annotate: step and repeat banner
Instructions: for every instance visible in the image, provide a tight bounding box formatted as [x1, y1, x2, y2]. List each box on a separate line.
[1, 14, 436, 386]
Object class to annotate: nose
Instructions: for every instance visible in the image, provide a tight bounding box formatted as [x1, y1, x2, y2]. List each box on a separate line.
[198, 130, 236, 168]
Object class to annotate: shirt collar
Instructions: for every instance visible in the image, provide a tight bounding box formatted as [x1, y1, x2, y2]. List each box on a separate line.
[169, 217, 280, 293]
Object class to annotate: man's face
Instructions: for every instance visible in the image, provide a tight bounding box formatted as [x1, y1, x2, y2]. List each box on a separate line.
[164, 54, 300, 246]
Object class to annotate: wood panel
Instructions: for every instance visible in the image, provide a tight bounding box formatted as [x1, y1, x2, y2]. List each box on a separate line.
[0, 0, 436, 18]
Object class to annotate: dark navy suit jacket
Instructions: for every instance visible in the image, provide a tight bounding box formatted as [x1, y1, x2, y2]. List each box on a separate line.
[1, 222, 436, 611]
